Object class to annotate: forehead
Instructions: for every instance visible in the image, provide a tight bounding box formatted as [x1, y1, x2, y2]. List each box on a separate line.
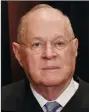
[20, 8, 70, 42]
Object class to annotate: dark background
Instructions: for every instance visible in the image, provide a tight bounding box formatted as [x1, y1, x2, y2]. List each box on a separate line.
[1, 1, 89, 86]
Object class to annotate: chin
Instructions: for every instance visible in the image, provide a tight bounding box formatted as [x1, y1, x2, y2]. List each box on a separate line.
[42, 78, 63, 87]
[42, 75, 72, 87]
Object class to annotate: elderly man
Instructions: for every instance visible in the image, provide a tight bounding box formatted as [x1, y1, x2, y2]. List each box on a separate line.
[2, 4, 89, 112]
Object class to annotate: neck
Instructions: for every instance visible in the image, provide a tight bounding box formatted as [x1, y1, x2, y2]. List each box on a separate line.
[31, 79, 71, 101]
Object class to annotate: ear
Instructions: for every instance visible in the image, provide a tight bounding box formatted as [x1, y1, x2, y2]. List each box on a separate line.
[73, 38, 78, 57]
[12, 42, 23, 66]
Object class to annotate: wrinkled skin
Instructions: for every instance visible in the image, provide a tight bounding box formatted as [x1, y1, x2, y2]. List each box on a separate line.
[13, 8, 78, 100]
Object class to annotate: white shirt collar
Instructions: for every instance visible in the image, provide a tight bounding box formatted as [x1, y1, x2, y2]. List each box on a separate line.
[30, 78, 79, 108]
[55, 78, 79, 107]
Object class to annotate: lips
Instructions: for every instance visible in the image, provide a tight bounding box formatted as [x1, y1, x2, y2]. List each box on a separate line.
[42, 66, 59, 70]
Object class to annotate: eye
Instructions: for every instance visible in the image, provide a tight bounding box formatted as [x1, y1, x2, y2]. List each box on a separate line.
[32, 42, 41, 48]
[33, 43, 40, 46]
[57, 42, 63, 45]
[56, 41, 64, 46]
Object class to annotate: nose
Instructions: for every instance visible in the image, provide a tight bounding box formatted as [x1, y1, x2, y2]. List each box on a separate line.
[42, 42, 57, 59]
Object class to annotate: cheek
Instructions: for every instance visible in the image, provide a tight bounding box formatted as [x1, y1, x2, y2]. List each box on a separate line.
[20, 52, 42, 83]
[60, 48, 76, 66]
[25, 55, 43, 83]
[27, 56, 38, 69]
[20, 49, 38, 67]
[23, 54, 41, 74]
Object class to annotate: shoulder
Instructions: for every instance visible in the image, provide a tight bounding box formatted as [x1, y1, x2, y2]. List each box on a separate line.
[1, 79, 26, 111]
[74, 76, 89, 95]
[78, 78, 89, 105]
[2, 79, 25, 97]
[79, 78, 89, 93]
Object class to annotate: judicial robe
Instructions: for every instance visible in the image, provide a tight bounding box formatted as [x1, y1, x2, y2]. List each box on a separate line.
[2, 77, 89, 112]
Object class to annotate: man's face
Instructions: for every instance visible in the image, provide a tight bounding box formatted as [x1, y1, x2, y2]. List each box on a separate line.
[14, 10, 78, 87]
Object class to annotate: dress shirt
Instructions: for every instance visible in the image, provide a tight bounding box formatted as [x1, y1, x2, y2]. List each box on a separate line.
[30, 78, 79, 112]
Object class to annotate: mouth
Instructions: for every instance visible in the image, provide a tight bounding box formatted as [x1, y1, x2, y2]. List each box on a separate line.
[42, 66, 59, 70]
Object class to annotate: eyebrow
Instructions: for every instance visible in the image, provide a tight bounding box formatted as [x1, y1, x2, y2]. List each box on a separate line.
[52, 36, 67, 41]
[30, 35, 67, 42]
[30, 37, 45, 41]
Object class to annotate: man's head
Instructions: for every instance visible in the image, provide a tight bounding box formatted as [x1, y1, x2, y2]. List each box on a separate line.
[12, 4, 78, 87]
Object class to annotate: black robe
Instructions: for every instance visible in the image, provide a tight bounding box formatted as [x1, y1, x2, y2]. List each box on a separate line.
[2, 77, 89, 112]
